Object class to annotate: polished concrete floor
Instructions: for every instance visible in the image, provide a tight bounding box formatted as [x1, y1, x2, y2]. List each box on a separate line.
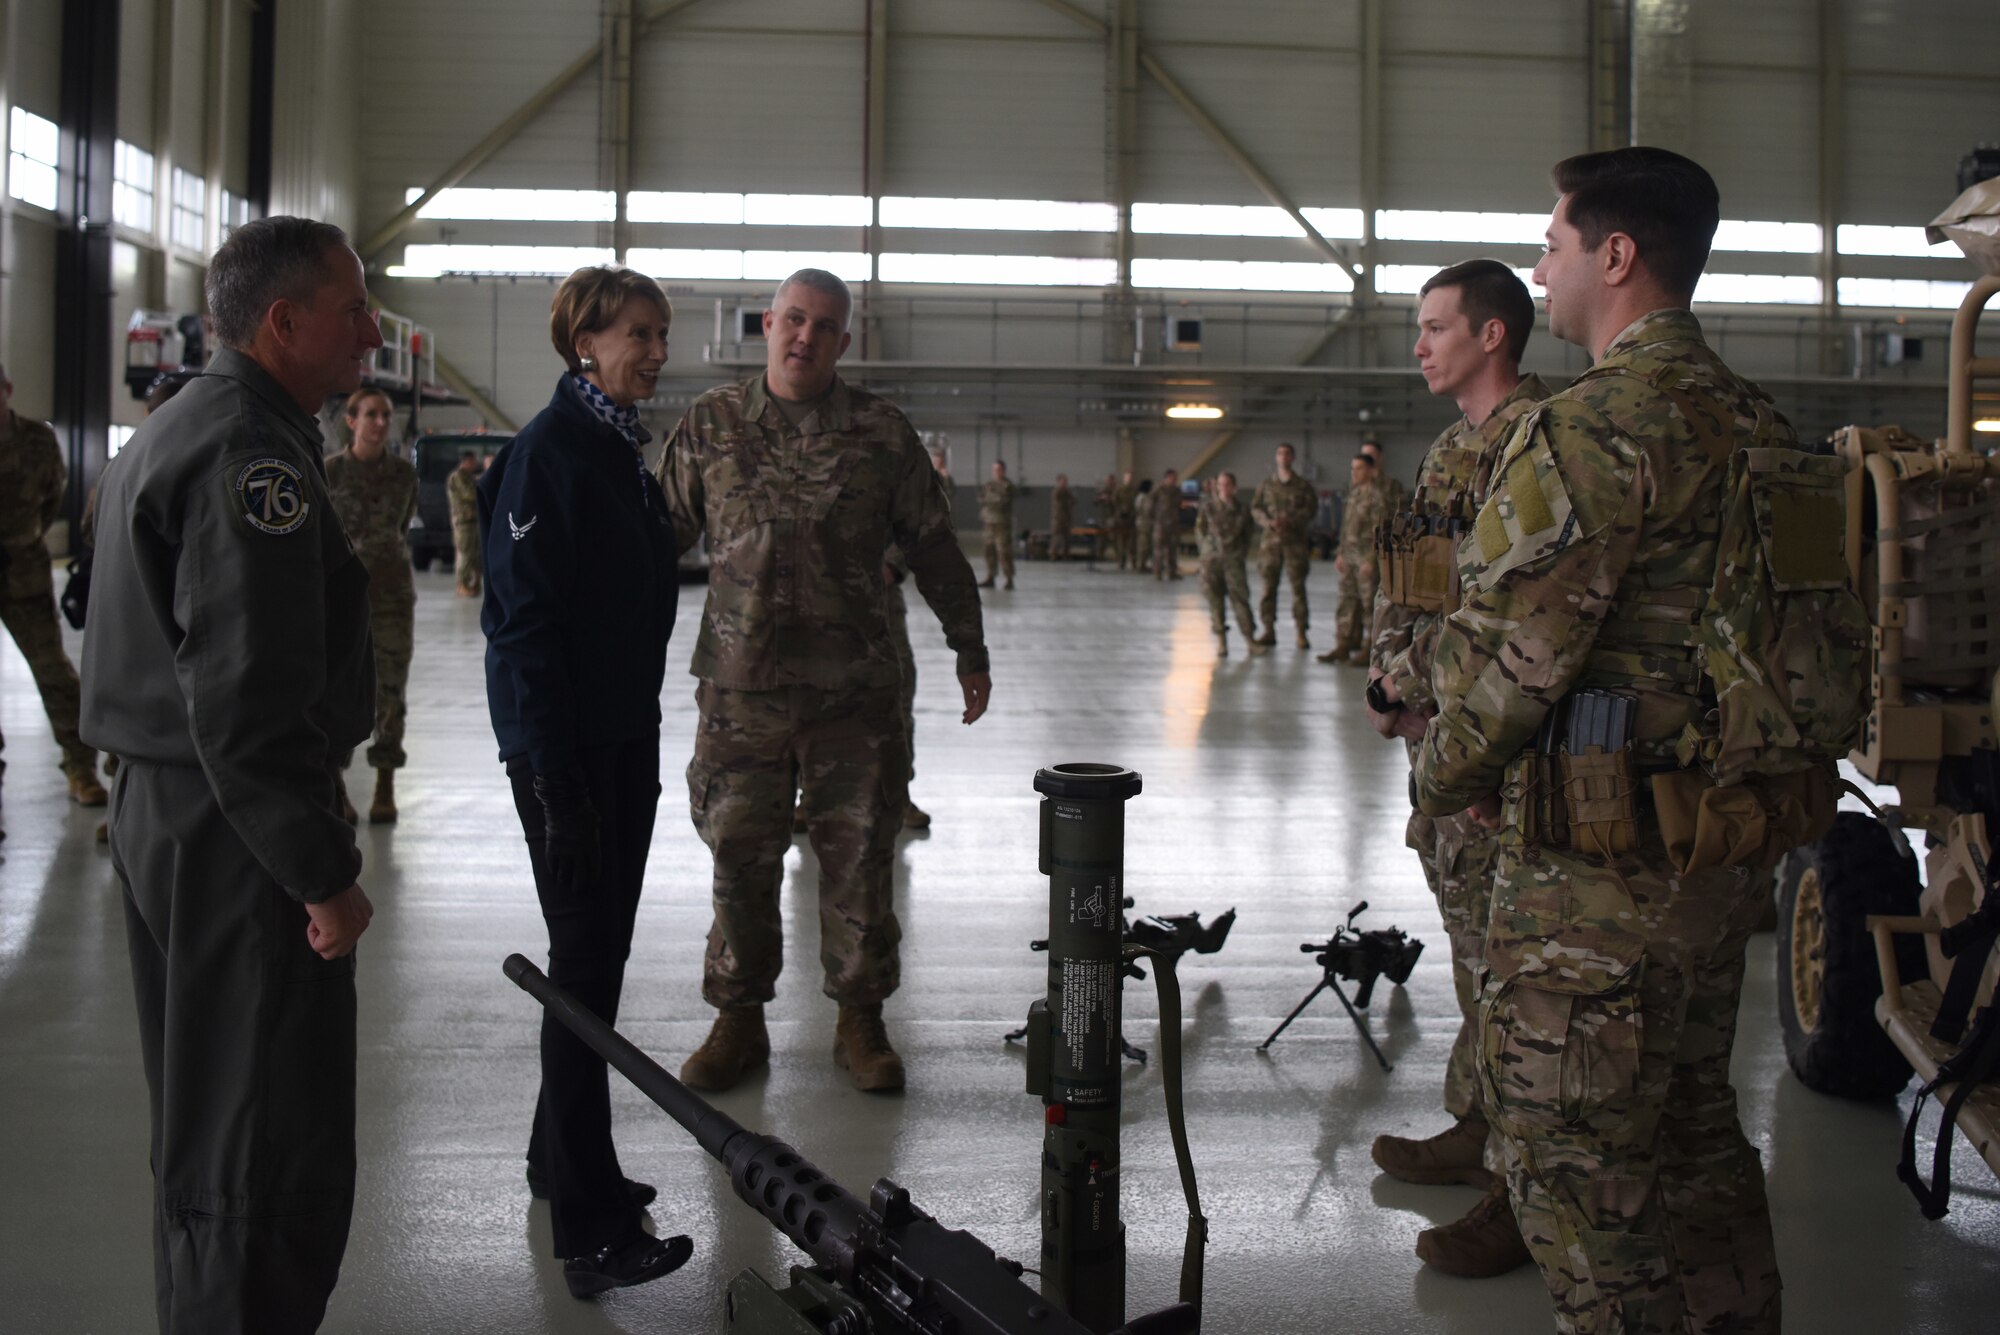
[3, 559, 1997, 1334]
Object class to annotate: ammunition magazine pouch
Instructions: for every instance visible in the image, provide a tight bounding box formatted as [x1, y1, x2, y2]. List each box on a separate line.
[1504, 748, 1569, 849]
[1650, 764, 1840, 875]
[1377, 529, 1455, 614]
[1562, 748, 1640, 859]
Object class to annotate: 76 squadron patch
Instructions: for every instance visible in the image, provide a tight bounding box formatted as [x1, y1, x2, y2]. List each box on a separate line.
[235, 457, 311, 535]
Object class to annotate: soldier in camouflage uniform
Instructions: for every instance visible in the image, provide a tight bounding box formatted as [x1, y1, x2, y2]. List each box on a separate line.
[447, 451, 482, 596]
[1414, 150, 1783, 1333]
[1194, 472, 1263, 657]
[326, 388, 419, 824]
[978, 460, 1018, 589]
[0, 361, 105, 808]
[1149, 469, 1183, 580]
[659, 269, 990, 1096]
[1362, 260, 1551, 1278]
[1049, 473, 1073, 561]
[1252, 442, 1318, 648]
[1113, 470, 1141, 570]
[1329, 452, 1388, 661]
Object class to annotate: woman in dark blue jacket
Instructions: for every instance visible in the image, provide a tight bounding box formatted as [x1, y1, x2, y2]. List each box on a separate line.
[478, 266, 687, 1298]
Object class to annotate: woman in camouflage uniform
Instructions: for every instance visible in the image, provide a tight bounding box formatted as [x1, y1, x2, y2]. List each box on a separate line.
[325, 388, 418, 822]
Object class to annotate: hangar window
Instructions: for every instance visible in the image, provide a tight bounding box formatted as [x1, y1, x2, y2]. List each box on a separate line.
[741, 249, 872, 281]
[628, 192, 747, 224]
[1375, 210, 1547, 245]
[1130, 258, 1353, 293]
[879, 253, 1116, 286]
[1376, 264, 1538, 296]
[879, 197, 1116, 232]
[1837, 225, 1956, 258]
[1711, 220, 1821, 253]
[219, 189, 252, 239]
[1837, 277, 1975, 309]
[113, 140, 155, 233]
[403, 187, 615, 222]
[1693, 273, 1822, 305]
[7, 106, 59, 211]
[171, 168, 205, 251]
[393, 244, 615, 277]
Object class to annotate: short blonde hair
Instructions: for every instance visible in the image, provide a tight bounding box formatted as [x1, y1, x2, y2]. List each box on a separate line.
[549, 266, 672, 374]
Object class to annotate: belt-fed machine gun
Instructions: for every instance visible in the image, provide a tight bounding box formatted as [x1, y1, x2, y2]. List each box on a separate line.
[1004, 902, 1235, 1063]
[1258, 900, 1424, 1071]
[505, 954, 1199, 1334]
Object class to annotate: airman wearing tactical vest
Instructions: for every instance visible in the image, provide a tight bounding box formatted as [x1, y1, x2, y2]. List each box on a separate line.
[1414, 148, 1865, 1335]
[1363, 258, 1552, 1279]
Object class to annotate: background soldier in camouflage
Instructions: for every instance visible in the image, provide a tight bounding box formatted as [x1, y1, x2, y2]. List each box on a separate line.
[1149, 468, 1183, 580]
[447, 451, 482, 596]
[1194, 472, 1263, 657]
[1049, 472, 1073, 560]
[978, 459, 1018, 589]
[1252, 442, 1318, 647]
[1362, 259, 1551, 1278]
[1329, 452, 1388, 661]
[1113, 469, 1140, 570]
[882, 549, 929, 829]
[0, 360, 105, 807]
[1414, 149, 1784, 1334]
[326, 387, 418, 823]
[659, 268, 990, 1096]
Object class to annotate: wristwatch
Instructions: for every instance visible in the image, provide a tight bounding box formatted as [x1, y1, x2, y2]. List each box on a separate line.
[1365, 677, 1402, 715]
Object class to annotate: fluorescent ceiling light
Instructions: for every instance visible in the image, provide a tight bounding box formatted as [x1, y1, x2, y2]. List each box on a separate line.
[1131, 258, 1353, 293]
[1837, 224, 1955, 258]
[878, 252, 1116, 286]
[1837, 277, 1975, 310]
[391, 245, 613, 277]
[1165, 404, 1224, 420]
[879, 196, 1116, 232]
[402, 187, 615, 222]
[1973, 418, 2000, 434]
[1693, 273, 1822, 305]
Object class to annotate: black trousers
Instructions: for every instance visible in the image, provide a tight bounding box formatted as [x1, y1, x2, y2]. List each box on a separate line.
[110, 761, 356, 1335]
[507, 731, 662, 1256]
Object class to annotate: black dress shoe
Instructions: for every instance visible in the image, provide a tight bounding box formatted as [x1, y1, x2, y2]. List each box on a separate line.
[525, 1164, 659, 1209]
[564, 1233, 694, 1299]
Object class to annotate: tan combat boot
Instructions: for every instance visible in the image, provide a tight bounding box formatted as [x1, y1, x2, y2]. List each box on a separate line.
[370, 769, 398, 824]
[833, 1003, 905, 1093]
[67, 770, 108, 807]
[1295, 629, 1311, 650]
[680, 1005, 770, 1091]
[1371, 1115, 1492, 1187]
[902, 802, 932, 829]
[1254, 626, 1277, 647]
[1215, 630, 1229, 657]
[1414, 1179, 1532, 1278]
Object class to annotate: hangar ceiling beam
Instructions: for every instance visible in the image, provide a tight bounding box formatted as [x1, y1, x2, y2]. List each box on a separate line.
[602, 0, 636, 263]
[860, 0, 888, 358]
[1029, 0, 1359, 277]
[358, 0, 712, 263]
[1815, 0, 1843, 374]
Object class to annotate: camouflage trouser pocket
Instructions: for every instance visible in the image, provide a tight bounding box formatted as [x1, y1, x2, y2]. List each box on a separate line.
[686, 758, 714, 816]
[1483, 923, 1645, 1131]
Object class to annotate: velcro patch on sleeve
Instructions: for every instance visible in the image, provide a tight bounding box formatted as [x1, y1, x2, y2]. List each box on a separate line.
[1506, 453, 1554, 534]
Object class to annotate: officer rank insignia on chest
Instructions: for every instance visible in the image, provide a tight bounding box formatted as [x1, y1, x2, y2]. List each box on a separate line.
[234, 457, 310, 535]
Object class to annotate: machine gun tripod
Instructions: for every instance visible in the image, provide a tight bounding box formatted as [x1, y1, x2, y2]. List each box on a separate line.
[1258, 901, 1423, 1072]
[1004, 902, 1235, 1063]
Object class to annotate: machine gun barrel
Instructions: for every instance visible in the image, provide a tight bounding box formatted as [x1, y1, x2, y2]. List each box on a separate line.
[504, 954, 1102, 1335]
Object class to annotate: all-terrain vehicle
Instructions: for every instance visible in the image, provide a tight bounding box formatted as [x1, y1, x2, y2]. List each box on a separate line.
[1775, 262, 2000, 1190]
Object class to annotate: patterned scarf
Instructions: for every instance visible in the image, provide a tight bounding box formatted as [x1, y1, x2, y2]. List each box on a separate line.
[570, 372, 652, 450]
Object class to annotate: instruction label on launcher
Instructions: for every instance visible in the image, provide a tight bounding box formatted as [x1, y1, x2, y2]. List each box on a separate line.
[1059, 959, 1117, 1103]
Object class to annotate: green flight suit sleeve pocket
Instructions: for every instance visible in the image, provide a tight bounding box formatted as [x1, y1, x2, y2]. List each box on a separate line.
[1482, 918, 1644, 1130]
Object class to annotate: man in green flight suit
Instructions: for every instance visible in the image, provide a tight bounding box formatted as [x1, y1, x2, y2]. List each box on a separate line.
[1414, 148, 1787, 1334]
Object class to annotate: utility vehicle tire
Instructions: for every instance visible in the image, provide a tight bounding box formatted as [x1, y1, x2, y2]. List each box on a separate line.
[1775, 813, 1923, 1099]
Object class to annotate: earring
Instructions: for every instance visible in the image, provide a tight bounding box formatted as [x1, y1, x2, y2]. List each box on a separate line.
[579, 355, 597, 372]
